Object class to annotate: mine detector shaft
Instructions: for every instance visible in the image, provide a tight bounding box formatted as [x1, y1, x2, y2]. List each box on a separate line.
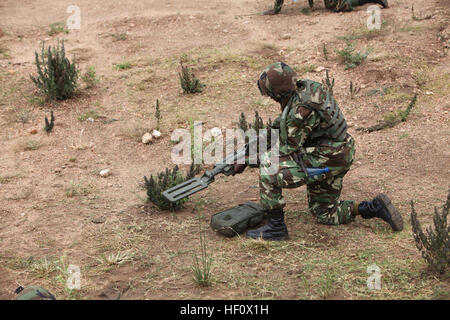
[162, 132, 329, 203]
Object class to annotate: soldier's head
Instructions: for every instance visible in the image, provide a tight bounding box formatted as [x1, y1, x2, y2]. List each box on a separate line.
[257, 62, 298, 106]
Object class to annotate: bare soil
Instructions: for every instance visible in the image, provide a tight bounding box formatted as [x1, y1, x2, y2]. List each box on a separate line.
[0, 0, 449, 300]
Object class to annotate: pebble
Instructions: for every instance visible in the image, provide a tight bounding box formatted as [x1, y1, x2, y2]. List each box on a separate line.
[30, 129, 38, 134]
[314, 66, 325, 73]
[91, 216, 106, 224]
[142, 132, 153, 144]
[151, 130, 162, 139]
[99, 169, 111, 177]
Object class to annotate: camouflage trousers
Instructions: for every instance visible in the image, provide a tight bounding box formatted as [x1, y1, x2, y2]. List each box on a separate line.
[259, 135, 356, 225]
[273, 0, 358, 14]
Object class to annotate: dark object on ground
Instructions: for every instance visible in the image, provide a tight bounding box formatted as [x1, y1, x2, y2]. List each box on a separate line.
[211, 202, 266, 237]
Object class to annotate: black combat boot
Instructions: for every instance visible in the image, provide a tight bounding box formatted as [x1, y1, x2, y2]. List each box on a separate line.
[358, 0, 388, 8]
[357, 193, 403, 231]
[246, 208, 289, 241]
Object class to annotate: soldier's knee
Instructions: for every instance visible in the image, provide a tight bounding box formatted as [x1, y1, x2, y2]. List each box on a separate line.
[311, 206, 340, 225]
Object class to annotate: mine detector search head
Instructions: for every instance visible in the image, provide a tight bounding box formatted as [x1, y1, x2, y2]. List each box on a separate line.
[162, 145, 245, 203]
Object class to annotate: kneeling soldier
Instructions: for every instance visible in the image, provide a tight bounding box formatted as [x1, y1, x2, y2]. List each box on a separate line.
[234, 62, 403, 240]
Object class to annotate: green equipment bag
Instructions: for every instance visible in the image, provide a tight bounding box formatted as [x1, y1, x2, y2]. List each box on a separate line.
[210, 202, 266, 237]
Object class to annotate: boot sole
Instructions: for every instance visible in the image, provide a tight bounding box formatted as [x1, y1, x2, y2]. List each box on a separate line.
[376, 193, 403, 231]
[246, 233, 289, 241]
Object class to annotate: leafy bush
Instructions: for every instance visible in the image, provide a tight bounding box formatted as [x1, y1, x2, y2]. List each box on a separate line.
[30, 40, 79, 100]
[144, 164, 200, 211]
[410, 190, 449, 275]
[179, 62, 205, 94]
[335, 41, 371, 70]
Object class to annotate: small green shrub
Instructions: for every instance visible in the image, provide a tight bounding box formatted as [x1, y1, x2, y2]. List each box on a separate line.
[323, 43, 329, 61]
[238, 110, 265, 135]
[335, 41, 371, 70]
[48, 22, 69, 36]
[179, 62, 205, 94]
[114, 61, 132, 70]
[144, 164, 200, 211]
[81, 66, 99, 88]
[30, 40, 79, 101]
[411, 190, 449, 275]
[111, 32, 127, 41]
[357, 94, 417, 132]
[192, 220, 213, 286]
[321, 70, 335, 95]
[349, 81, 360, 100]
[154, 99, 161, 131]
[44, 111, 55, 133]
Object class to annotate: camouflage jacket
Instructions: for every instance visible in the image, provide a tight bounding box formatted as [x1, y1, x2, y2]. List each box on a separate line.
[271, 79, 348, 156]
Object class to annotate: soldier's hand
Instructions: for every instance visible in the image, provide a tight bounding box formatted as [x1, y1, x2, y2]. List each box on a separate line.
[233, 163, 247, 175]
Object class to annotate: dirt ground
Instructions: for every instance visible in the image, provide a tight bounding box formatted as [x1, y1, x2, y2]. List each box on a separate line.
[0, 0, 449, 300]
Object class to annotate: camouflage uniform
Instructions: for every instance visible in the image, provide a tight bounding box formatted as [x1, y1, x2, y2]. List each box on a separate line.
[245, 62, 403, 240]
[272, 0, 386, 14]
[257, 63, 356, 225]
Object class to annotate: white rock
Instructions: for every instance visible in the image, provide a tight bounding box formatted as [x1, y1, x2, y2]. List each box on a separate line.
[142, 132, 153, 144]
[87, 117, 95, 122]
[314, 66, 325, 73]
[151, 130, 162, 139]
[99, 169, 111, 177]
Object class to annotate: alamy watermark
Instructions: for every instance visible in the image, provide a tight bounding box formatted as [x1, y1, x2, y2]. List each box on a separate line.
[366, 264, 381, 290]
[367, 5, 381, 30]
[67, 264, 81, 290]
[66, 5, 81, 30]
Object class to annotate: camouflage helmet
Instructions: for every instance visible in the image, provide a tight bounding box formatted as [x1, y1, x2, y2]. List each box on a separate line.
[14, 286, 56, 300]
[257, 62, 298, 101]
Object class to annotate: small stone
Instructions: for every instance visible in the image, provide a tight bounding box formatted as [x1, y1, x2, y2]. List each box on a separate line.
[142, 132, 152, 144]
[425, 91, 434, 95]
[314, 66, 325, 73]
[87, 117, 94, 122]
[99, 169, 111, 177]
[91, 216, 106, 224]
[30, 129, 38, 134]
[54, 168, 62, 173]
[151, 130, 162, 139]
[281, 33, 291, 40]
